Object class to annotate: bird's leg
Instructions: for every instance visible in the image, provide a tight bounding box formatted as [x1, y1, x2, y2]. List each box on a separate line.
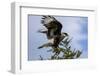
[38, 42, 53, 49]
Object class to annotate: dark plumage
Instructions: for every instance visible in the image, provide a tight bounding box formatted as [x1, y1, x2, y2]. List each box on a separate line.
[41, 15, 62, 39]
[38, 15, 68, 49]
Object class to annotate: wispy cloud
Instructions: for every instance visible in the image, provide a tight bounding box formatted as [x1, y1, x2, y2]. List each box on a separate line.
[56, 16, 88, 54]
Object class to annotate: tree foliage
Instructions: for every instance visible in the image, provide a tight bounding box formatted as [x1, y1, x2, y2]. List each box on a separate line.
[39, 37, 82, 60]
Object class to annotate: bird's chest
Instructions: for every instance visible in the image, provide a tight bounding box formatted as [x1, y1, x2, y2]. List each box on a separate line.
[48, 38, 54, 44]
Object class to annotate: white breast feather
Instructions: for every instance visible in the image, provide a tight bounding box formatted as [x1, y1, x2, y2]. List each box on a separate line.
[48, 38, 54, 44]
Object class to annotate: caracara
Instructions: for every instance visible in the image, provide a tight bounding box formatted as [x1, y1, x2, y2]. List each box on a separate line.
[38, 15, 68, 49]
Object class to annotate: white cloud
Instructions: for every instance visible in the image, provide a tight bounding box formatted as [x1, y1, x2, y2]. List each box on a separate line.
[56, 17, 88, 51]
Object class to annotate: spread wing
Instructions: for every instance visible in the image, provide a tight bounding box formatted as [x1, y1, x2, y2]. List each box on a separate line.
[41, 15, 62, 39]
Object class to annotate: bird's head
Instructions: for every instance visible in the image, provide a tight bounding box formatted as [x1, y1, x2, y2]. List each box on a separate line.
[60, 32, 69, 42]
[61, 32, 69, 38]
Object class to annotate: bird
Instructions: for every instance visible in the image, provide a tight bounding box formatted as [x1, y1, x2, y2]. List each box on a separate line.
[41, 15, 62, 39]
[38, 15, 68, 49]
[38, 32, 68, 49]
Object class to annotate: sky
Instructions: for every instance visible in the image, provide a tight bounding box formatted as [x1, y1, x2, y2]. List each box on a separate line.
[28, 15, 88, 60]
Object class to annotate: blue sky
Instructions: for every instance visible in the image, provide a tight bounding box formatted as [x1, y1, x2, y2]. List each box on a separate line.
[28, 15, 88, 60]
